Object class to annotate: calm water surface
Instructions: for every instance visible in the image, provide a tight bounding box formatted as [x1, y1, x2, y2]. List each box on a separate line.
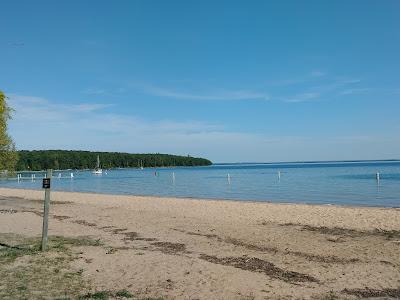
[2, 161, 400, 207]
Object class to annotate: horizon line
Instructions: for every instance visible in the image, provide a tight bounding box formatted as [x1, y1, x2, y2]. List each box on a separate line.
[214, 159, 400, 165]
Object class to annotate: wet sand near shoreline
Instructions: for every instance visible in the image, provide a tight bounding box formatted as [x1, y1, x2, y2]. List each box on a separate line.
[0, 188, 399, 299]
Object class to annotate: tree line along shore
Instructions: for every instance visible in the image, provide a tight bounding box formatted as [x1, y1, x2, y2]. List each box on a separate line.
[16, 150, 212, 171]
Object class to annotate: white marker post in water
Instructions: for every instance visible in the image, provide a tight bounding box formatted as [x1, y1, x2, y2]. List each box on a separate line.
[41, 169, 52, 251]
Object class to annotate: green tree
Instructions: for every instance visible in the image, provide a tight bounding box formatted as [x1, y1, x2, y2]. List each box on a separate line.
[15, 150, 212, 171]
[0, 91, 18, 173]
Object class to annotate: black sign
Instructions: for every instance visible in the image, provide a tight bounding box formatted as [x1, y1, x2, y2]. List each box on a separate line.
[42, 178, 51, 189]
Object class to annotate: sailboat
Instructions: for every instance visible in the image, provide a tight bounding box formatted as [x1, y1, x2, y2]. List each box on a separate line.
[138, 159, 144, 170]
[92, 155, 103, 175]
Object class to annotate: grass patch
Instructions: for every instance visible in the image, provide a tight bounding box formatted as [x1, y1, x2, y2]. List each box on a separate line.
[115, 289, 134, 298]
[0, 233, 101, 300]
[49, 235, 102, 251]
[79, 291, 111, 300]
[0, 240, 39, 264]
[0, 233, 159, 299]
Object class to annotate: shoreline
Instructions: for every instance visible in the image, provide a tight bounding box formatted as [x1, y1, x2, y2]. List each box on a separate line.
[1, 186, 399, 210]
[13, 164, 213, 173]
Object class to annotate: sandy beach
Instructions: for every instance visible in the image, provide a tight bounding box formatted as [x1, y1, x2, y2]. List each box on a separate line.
[1, 187, 399, 299]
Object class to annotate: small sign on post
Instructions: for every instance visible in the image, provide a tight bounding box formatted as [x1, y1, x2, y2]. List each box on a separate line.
[41, 169, 52, 251]
[42, 178, 51, 189]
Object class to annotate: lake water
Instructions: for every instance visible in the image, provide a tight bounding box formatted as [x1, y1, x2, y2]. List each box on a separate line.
[2, 161, 400, 207]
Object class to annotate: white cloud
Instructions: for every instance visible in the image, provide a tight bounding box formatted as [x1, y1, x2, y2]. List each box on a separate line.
[126, 71, 370, 105]
[82, 88, 106, 95]
[7, 93, 225, 154]
[139, 84, 269, 101]
[7, 94, 48, 105]
[8, 94, 112, 119]
[339, 88, 370, 95]
[266, 70, 326, 87]
[7, 93, 399, 162]
[71, 103, 113, 112]
[282, 92, 321, 103]
[266, 78, 307, 87]
[339, 79, 362, 84]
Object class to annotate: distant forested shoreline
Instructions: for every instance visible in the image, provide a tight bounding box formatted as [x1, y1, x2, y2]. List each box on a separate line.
[16, 150, 212, 171]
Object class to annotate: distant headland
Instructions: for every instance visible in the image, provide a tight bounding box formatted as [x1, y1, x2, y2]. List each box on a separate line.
[16, 150, 212, 171]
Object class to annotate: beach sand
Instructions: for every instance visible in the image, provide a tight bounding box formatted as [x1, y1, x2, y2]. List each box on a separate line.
[0, 187, 399, 299]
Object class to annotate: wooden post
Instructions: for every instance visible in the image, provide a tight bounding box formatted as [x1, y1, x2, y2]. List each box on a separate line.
[41, 169, 52, 251]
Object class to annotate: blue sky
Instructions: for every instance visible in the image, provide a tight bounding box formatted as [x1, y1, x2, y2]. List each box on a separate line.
[1, 1, 399, 162]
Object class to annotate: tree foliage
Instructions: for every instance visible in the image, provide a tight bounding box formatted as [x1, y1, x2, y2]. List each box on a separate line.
[16, 150, 212, 171]
[0, 91, 18, 172]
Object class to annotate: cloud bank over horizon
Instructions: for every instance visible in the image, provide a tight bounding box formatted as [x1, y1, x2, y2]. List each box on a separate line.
[8, 93, 399, 163]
